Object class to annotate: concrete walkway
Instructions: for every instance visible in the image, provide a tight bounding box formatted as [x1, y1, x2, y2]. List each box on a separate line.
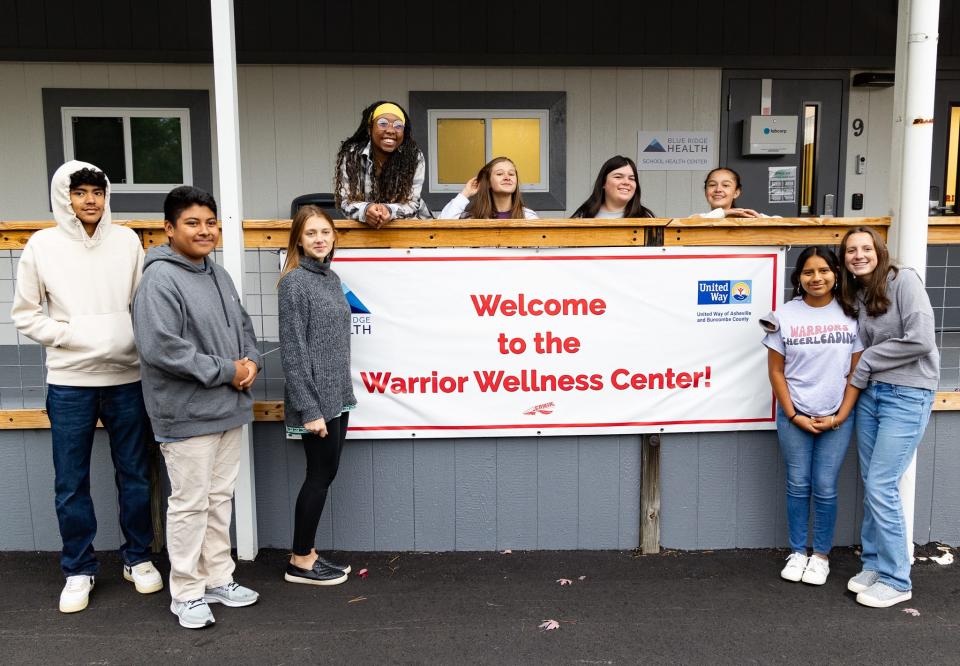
[0, 545, 957, 664]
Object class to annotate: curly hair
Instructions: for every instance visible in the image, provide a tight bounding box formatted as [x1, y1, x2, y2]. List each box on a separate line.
[335, 100, 422, 209]
[463, 157, 527, 219]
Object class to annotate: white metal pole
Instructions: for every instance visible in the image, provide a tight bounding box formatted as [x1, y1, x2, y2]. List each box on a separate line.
[210, 0, 258, 560]
[889, 0, 940, 558]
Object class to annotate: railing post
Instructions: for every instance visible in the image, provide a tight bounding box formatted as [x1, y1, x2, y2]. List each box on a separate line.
[640, 222, 663, 554]
[640, 434, 661, 554]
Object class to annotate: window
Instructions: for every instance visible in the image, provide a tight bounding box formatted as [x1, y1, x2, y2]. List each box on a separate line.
[428, 110, 549, 193]
[62, 108, 192, 193]
[42, 89, 212, 212]
[799, 104, 819, 215]
[944, 105, 960, 213]
[410, 91, 566, 212]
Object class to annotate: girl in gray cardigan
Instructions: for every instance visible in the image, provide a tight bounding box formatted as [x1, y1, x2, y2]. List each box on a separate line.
[278, 205, 357, 586]
[831, 226, 939, 609]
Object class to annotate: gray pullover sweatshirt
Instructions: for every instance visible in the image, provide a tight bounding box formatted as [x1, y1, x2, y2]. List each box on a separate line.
[133, 245, 260, 439]
[850, 268, 939, 391]
[278, 255, 356, 427]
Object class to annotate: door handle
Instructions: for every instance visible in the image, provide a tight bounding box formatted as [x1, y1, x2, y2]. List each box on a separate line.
[823, 194, 835, 217]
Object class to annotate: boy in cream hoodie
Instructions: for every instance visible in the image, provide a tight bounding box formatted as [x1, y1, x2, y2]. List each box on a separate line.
[12, 161, 162, 613]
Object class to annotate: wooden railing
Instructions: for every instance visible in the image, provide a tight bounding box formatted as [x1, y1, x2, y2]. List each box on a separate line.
[1, 215, 958, 429]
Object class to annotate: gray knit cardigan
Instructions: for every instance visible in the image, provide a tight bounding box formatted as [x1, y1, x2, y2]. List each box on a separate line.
[278, 255, 356, 427]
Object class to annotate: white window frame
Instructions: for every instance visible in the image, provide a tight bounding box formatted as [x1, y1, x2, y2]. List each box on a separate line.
[427, 109, 550, 194]
[61, 107, 193, 194]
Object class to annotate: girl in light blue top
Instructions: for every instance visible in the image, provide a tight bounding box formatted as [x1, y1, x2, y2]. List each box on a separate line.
[761, 246, 862, 587]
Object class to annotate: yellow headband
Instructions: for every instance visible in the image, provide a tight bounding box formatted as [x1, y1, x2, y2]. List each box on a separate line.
[370, 103, 406, 125]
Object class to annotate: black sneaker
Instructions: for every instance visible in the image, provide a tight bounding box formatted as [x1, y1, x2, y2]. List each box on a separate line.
[284, 561, 348, 586]
[316, 554, 352, 575]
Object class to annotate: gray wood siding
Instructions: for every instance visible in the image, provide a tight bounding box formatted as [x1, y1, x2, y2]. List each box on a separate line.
[3, 415, 959, 553]
[660, 412, 960, 550]
[0, 61, 722, 220]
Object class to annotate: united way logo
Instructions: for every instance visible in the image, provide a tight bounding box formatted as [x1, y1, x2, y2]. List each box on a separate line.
[342, 282, 373, 335]
[698, 280, 752, 305]
[731, 281, 751, 302]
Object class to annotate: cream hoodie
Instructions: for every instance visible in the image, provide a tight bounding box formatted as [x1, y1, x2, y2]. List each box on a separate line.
[11, 160, 144, 386]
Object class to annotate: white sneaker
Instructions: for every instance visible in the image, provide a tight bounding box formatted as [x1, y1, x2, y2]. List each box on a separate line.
[801, 556, 830, 585]
[780, 552, 808, 582]
[123, 561, 164, 594]
[170, 598, 215, 629]
[59, 575, 94, 613]
[856, 581, 912, 608]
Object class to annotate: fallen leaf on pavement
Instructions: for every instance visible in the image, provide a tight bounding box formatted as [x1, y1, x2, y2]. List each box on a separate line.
[357, 568, 369, 578]
[539, 619, 560, 631]
[557, 578, 573, 586]
[902, 608, 920, 617]
[348, 596, 367, 604]
[931, 553, 954, 565]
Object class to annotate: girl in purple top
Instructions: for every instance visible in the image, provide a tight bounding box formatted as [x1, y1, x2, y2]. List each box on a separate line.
[438, 157, 538, 220]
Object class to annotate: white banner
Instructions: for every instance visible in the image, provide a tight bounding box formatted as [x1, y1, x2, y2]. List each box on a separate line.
[637, 131, 715, 171]
[334, 246, 784, 439]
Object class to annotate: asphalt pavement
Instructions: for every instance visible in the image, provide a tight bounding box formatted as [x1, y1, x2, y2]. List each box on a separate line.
[0, 544, 957, 664]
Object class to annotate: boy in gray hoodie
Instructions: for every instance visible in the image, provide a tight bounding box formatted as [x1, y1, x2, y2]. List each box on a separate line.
[133, 186, 260, 630]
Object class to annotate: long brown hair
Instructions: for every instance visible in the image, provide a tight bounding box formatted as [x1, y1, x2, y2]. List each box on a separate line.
[839, 225, 898, 317]
[463, 157, 527, 219]
[572, 155, 655, 218]
[279, 205, 337, 284]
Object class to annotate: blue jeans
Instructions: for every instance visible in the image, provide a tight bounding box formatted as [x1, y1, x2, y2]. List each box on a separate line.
[47, 382, 154, 577]
[856, 381, 934, 592]
[776, 406, 854, 554]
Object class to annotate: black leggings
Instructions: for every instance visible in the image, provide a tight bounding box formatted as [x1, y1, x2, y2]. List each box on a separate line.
[291, 413, 348, 556]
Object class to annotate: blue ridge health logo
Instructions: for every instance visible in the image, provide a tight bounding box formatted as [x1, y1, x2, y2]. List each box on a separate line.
[643, 138, 666, 152]
[697, 280, 752, 305]
[342, 282, 373, 334]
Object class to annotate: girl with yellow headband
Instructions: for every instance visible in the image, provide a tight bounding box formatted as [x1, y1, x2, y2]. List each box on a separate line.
[335, 100, 432, 227]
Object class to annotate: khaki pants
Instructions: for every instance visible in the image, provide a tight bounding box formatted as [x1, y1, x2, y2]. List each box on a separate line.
[160, 427, 241, 602]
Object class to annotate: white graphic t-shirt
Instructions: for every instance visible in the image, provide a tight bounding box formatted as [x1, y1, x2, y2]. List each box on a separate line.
[762, 297, 863, 417]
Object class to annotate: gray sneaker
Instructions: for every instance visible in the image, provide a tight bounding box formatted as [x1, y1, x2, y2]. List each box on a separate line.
[847, 570, 880, 594]
[856, 581, 912, 608]
[203, 581, 259, 607]
[170, 598, 215, 629]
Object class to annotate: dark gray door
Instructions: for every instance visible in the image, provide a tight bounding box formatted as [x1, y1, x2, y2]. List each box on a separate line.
[722, 75, 847, 217]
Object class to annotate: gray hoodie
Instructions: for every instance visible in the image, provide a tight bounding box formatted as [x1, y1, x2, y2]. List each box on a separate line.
[133, 244, 260, 439]
[850, 268, 940, 391]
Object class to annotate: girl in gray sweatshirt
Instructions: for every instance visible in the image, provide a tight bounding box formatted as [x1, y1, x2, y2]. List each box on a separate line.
[836, 226, 938, 610]
[278, 206, 356, 587]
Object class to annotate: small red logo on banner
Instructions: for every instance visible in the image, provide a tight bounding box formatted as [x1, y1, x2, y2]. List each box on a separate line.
[523, 401, 556, 416]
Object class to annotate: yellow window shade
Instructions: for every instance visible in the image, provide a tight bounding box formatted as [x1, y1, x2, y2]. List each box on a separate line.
[491, 118, 541, 184]
[437, 118, 486, 184]
[946, 106, 960, 208]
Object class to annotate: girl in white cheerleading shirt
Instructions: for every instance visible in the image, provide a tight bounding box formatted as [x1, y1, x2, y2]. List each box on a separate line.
[760, 246, 862, 588]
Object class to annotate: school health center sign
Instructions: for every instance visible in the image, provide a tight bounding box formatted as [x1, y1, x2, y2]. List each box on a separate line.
[333, 246, 783, 439]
